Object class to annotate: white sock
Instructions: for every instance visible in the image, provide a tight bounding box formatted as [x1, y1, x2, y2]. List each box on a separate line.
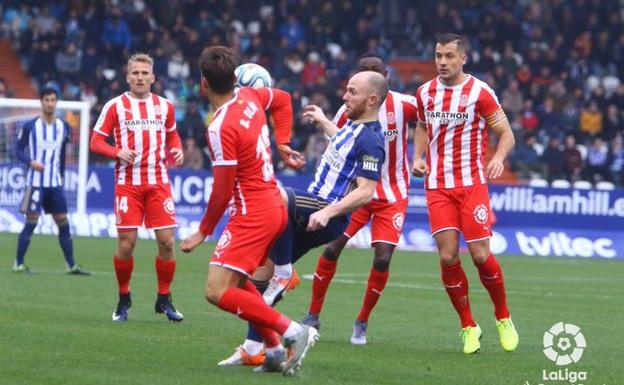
[274, 263, 293, 280]
[242, 339, 264, 356]
[282, 321, 303, 339]
[265, 345, 284, 355]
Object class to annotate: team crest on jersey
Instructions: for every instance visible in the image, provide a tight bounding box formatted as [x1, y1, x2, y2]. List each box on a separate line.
[392, 213, 404, 230]
[459, 94, 469, 107]
[163, 198, 175, 214]
[387, 112, 396, 125]
[215, 229, 232, 257]
[473, 204, 488, 224]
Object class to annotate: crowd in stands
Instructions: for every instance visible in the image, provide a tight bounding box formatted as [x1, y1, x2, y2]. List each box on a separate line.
[1, 0, 623, 186]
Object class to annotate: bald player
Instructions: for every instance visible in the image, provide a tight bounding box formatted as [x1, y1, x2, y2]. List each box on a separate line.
[218, 71, 388, 368]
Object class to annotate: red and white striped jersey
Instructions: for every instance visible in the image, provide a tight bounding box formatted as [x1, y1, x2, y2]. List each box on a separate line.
[415, 75, 501, 190]
[93, 92, 177, 185]
[206, 87, 284, 216]
[334, 90, 417, 203]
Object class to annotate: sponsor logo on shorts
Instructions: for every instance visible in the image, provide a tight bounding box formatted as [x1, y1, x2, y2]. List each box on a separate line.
[392, 213, 404, 230]
[473, 204, 488, 224]
[163, 198, 175, 214]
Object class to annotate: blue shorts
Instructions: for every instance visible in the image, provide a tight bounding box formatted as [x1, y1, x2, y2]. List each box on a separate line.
[270, 188, 348, 264]
[20, 186, 68, 214]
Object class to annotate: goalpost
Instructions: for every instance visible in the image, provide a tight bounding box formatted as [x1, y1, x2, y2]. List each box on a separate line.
[0, 98, 91, 218]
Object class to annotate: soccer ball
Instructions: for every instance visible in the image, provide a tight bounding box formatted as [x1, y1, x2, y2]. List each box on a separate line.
[235, 63, 272, 89]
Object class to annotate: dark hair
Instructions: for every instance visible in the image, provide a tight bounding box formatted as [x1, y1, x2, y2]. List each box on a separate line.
[199, 46, 238, 95]
[357, 52, 386, 75]
[40, 87, 58, 99]
[436, 33, 468, 53]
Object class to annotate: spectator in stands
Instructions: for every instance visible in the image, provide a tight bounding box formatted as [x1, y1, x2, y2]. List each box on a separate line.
[602, 105, 621, 141]
[102, 7, 132, 65]
[585, 137, 611, 183]
[510, 134, 541, 180]
[55, 43, 81, 83]
[501, 80, 524, 119]
[520, 99, 539, 133]
[579, 101, 603, 138]
[609, 136, 624, 186]
[540, 137, 565, 182]
[301, 51, 326, 87]
[182, 138, 204, 170]
[562, 134, 583, 182]
[167, 49, 190, 81]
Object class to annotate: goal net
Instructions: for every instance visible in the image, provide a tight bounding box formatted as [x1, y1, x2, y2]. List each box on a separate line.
[0, 98, 90, 232]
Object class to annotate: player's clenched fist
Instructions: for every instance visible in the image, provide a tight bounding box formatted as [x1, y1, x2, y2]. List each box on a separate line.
[411, 158, 429, 177]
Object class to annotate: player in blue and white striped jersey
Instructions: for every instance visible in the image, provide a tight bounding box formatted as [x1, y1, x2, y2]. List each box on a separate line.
[12, 87, 89, 275]
[218, 71, 388, 368]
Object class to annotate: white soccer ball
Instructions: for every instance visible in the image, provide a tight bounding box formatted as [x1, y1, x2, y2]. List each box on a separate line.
[235, 63, 272, 89]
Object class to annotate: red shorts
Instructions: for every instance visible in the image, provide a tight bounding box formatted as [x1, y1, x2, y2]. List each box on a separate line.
[210, 205, 288, 277]
[426, 183, 492, 242]
[344, 198, 409, 245]
[114, 184, 177, 230]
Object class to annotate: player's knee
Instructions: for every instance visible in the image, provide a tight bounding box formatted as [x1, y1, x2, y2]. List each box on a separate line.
[373, 254, 391, 272]
[439, 251, 459, 266]
[324, 240, 345, 261]
[157, 237, 174, 255]
[471, 253, 489, 266]
[204, 285, 223, 305]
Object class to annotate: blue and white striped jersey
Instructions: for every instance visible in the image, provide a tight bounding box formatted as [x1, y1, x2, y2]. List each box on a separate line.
[308, 119, 385, 203]
[15, 117, 70, 188]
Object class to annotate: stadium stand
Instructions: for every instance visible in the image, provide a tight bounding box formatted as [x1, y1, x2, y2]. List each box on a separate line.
[1, 0, 623, 186]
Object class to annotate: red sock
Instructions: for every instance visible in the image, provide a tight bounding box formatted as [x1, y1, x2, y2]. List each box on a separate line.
[217, 281, 291, 335]
[155, 257, 176, 295]
[440, 260, 475, 328]
[114, 255, 133, 295]
[476, 254, 510, 320]
[356, 267, 389, 322]
[308, 256, 337, 315]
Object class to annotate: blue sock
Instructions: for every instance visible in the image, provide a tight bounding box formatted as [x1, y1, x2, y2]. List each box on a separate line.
[16, 222, 37, 265]
[58, 222, 75, 268]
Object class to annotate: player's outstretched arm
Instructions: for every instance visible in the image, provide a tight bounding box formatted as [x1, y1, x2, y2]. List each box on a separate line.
[411, 121, 429, 177]
[486, 109, 515, 180]
[307, 176, 377, 231]
[303, 105, 340, 137]
[256, 87, 305, 170]
[181, 165, 236, 253]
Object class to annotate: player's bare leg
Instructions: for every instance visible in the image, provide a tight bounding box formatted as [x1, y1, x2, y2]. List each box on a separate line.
[467, 239, 518, 352]
[434, 230, 481, 353]
[112, 230, 138, 322]
[351, 242, 394, 345]
[153, 227, 183, 321]
[206, 265, 318, 375]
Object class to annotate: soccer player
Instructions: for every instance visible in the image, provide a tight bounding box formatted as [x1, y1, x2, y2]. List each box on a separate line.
[90, 53, 184, 322]
[180, 46, 318, 376]
[12, 87, 90, 276]
[301, 53, 417, 345]
[218, 69, 388, 367]
[411, 33, 519, 353]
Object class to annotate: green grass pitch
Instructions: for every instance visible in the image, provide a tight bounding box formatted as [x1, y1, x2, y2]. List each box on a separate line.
[1, 232, 622, 385]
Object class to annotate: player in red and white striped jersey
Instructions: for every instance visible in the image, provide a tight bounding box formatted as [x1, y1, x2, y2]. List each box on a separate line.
[302, 53, 417, 345]
[90, 53, 185, 323]
[411, 33, 518, 354]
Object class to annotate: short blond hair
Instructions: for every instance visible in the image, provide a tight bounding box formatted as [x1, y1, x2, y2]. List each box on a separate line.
[127, 53, 153, 71]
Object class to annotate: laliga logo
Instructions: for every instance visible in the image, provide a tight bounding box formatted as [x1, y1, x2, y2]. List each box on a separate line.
[543, 322, 586, 366]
